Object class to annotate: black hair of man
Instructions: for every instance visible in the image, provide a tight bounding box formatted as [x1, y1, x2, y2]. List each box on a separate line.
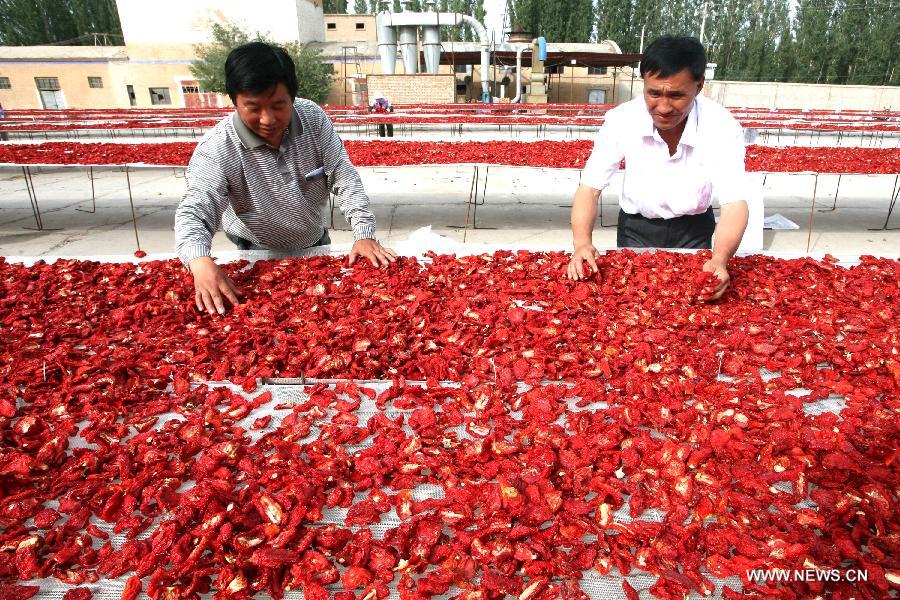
[225, 42, 298, 102]
[640, 36, 707, 81]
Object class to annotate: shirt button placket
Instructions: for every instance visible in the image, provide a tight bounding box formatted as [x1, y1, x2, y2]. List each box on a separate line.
[277, 150, 292, 185]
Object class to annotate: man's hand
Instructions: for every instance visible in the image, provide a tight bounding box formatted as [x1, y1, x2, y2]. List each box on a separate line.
[189, 257, 242, 315]
[568, 185, 602, 281]
[701, 257, 730, 300]
[567, 243, 601, 281]
[349, 239, 398, 267]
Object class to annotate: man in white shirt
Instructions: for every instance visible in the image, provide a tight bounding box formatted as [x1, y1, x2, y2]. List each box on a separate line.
[567, 36, 749, 299]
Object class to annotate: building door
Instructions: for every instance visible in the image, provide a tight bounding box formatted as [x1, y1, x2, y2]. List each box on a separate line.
[126, 85, 137, 106]
[35, 77, 66, 109]
[180, 80, 201, 108]
[39, 90, 65, 109]
[588, 88, 607, 105]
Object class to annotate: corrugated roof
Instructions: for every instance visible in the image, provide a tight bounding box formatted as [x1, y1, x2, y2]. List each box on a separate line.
[310, 41, 635, 65]
[441, 51, 640, 68]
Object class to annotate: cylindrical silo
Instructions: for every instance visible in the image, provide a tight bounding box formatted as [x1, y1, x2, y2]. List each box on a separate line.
[376, 11, 398, 75]
[398, 26, 419, 74]
[422, 26, 441, 74]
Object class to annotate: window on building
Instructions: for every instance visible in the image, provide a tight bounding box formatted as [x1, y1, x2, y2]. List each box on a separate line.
[454, 64, 470, 74]
[0, 77, 10, 89]
[181, 84, 200, 94]
[546, 65, 564, 75]
[588, 66, 608, 75]
[35, 77, 61, 91]
[355, 22, 366, 29]
[149, 87, 171, 105]
[327, 22, 337, 30]
[88, 76, 103, 88]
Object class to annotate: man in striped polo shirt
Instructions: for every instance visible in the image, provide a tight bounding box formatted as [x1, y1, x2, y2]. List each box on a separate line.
[176, 42, 396, 315]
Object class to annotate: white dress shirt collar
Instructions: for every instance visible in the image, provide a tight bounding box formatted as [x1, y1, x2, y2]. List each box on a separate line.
[580, 95, 747, 220]
[643, 99, 701, 149]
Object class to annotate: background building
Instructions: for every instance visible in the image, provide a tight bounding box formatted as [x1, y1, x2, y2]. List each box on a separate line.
[0, 0, 324, 109]
[0, 2, 898, 110]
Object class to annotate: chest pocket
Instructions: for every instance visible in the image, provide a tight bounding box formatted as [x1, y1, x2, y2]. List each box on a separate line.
[300, 166, 329, 205]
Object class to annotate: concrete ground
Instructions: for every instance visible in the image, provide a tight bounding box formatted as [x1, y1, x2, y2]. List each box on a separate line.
[0, 163, 898, 258]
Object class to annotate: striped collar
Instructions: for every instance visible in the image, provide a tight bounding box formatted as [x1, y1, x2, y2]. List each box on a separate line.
[232, 106, 302, 150]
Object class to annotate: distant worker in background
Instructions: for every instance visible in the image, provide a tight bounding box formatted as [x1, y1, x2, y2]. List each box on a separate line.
[567, 36, 749, 300]
[175, 42, 396, 315]
[0, 102, 8, 141]
[369, 91, 394, 137]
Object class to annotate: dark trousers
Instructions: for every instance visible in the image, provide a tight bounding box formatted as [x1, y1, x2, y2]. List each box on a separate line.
[226, 228, 331, 251]
[377, 124, 394, 137]
[617, 208, 716, 249]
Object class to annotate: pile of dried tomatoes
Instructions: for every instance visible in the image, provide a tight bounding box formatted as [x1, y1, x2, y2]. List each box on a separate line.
[0, 142, 898, 174]
[0, 250, 897, 599]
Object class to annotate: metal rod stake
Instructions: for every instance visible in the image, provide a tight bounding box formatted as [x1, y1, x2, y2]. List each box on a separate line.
[870, 174, 899, 231]
[125, 166, 142, 251]
[806, 173, 819, 254]
[22, 166, 44, 230]
[77, 165, 97, 213]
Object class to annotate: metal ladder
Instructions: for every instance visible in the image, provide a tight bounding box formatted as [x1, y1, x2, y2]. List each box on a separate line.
[341, 46, 365, 106]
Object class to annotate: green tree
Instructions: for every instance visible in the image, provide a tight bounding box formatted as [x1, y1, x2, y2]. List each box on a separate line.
[793, 0, 836, 82]
[439, 0, 486, 42]
[828, 0, 896, 85]
[510, 0, 594, 42]
[593, 0, 897, 85]
[0, 0, 122, 45]
[324, 0, 349, 13]
[772, 16, 798, 82]
[595, 0, 635, 48]
[354, 0, 372, 13]
[191, 23, 334, 105]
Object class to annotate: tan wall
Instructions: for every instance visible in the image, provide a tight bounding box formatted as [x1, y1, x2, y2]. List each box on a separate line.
[324, 15, 377, 44]
[528, 66, 627, 104]
[118, 63, 203, 108]
[0, 59, 212, 109]
[365, 74, 455, 105]
[124, 43, 197, 62]
[0, 62, 118, 109]
[704, 80, 900, 110]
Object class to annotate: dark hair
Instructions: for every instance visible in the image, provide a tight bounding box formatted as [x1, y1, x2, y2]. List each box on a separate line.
[225, 42, 298, 101]
[640, 36, 707, 81]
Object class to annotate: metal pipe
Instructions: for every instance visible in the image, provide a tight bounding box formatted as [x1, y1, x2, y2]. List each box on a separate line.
[510, 45, 528, 103]
[458, 14, 492, 100]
